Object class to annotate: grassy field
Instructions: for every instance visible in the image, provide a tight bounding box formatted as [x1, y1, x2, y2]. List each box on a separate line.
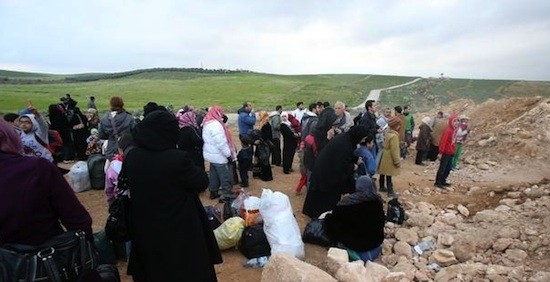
[378, 77, 550, 112]
[1, 69, 549, 115]
[0, 69, 416, 114]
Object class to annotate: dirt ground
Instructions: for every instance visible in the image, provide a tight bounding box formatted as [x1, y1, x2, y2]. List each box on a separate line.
[71, 97, 550, 281]
[72, 149, 548, 282]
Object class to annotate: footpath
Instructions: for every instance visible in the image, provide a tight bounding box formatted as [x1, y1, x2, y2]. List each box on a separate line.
[352, 78, 423, 110]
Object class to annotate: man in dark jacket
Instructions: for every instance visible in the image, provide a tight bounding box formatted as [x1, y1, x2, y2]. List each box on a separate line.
[237, 102, 256, 142]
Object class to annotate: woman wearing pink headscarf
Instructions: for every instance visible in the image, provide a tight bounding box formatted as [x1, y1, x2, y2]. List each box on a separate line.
[177, 110, 205, 171]
[201, 106, 237, 202]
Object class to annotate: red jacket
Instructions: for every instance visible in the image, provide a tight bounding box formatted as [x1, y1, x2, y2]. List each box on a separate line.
[438, 115, 458, 155]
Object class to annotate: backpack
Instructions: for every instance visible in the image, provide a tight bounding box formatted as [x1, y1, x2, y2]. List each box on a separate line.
[386, 198, 405, 224]
[87, 154, 107, 190]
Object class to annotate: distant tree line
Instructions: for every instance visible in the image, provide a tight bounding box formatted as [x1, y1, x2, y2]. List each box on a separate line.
[0, 67, 251, 84]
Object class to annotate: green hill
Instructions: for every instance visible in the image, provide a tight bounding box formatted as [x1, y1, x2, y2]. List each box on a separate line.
[1, 68, 549, 114]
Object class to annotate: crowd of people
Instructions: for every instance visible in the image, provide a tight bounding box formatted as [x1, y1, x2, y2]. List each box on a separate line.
[0, 94, 470, 280]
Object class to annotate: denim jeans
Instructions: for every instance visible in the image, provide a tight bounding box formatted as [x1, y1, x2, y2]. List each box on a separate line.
[209, 163, 233, 200]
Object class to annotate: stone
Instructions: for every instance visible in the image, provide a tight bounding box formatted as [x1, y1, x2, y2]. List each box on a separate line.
[457, 204, 470, 217]
[505, 249, 528, 262]
[395, 228, 419, 245]
[382, 272, 407, 282]
[407, 212, 435, 227]
[452, 240, 476, 262]
[382, 239, 394, 255]
[261, 253, 336, 282]
[499, 198, 519, 207]
[364, 261, 390, 282]
[414, 271, 430, 282]
[381, 254, 398, 267]
[494, 205, 511, 212]
[507, 191, 522, 199]
[392, 257, 416, 280]
[334, 261, 366, 282]
[473, 210, 506, 223]
[478, 163, 490, 170]
[529, 271, 550, 282]
[325, 247, 349, 276]
[431, 249, 458, 267]
[498, 226, 520, 239]
[492, 238, 513, 252]
[437, 233, 455, 246]
[438, 212, 461, 226]
[393, 241, 413, 259]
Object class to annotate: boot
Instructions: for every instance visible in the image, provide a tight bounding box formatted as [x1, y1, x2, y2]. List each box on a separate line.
[387, 186, 396, 198]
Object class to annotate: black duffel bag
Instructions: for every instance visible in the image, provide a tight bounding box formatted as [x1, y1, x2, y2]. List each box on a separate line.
[105, 166, 132, 242]
[0, 230, 97, 282]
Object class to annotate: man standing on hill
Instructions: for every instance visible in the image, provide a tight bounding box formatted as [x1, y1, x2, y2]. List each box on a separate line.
[237, 102, 256, 143]
[293, 102, 306, 122]
[403, 105, 415, 152]
[359, 100, 380, 158]
[269, 105, 283, 166]
[87, 96, 97, 110]
[394, 106, 407, 158]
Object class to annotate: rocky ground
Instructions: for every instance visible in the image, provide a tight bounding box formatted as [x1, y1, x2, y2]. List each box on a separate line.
[71, 97, 550, 281]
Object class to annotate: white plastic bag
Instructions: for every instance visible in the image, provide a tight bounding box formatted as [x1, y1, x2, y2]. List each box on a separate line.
[214, 217, 245, 250]
[68, 161, 91, 193]
[259, 189, 305, 259]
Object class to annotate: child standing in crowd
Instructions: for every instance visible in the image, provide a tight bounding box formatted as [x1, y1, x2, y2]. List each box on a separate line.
[18, 104, 53, 162]
[452, 115, 470, 170]
[105, 133, 134, 205]
[237, 136, 253, 188]
[377, 116, 402, 198]
[85, 128, 103, 156]
[435, 115, 460, 188]
[355, 134, 377, 179]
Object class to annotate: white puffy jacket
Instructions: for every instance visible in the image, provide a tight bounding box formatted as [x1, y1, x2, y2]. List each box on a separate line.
[202, 120, 231, 164]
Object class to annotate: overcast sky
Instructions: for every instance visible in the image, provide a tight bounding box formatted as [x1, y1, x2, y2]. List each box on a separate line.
[1, 0, 549, 80]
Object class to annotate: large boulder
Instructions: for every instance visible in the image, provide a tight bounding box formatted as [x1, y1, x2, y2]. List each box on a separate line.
[430, 249, 458, 267]
[395, 228, 419, 245]
[407, 212, 435, 227]
[261, 253, 336, 282]
[393, 241, 413, 259]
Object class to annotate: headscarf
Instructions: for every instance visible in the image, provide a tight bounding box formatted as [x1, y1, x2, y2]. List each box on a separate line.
[280, 112, 290, 126]
[257, 110, 270, 129]
[132, 110, 179, 151]
[421, 116, 433, 130]
[0, 119, 22, 155]
[177, 111, 197, 129]
[288, 114, 301, 133]
[347, 125, 369, 145]
[337, 176, 380, 206]
[202, 105, 237, 159]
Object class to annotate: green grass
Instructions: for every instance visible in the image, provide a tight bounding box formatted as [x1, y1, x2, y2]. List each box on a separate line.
[378, 78, 550, 112]
[0, 69, 417, 114]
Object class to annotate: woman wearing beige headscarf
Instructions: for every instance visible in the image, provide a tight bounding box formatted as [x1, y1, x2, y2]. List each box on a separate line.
[415, 117, 433, 165]
[377, 116, 402, 198]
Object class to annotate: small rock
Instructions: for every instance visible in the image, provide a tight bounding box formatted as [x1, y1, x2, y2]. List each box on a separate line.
[493, 238, 514, 252]
[507, 191, 522, 198]
[431, 249, 458, 267]
[382, 272, 407, 282]
[457, 204, 470, 217]
[486, 160, 498, 166]
[438, 233, 455, 246]
[407, 212, 435, 227]
[364, 261, 390, 282]
[393, 241, 413, 259]
[478, 163, 491, 170]
[498, 226, 520, 239]
[334, 261, 366, 282]
[325, 247, 348, 276]
[452, 239, 476, 262]
[529, 271, 550, 282]
[505, 249, 528, 262]
[395, 228, 419, 245]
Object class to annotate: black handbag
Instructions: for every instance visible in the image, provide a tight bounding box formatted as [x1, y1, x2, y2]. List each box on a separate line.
[105, 165, 132, 242]
[0, 230, 97, 282]
[302, 218, 332, 247]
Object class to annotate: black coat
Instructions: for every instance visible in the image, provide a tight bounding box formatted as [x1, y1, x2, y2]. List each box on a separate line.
[125, 111, 221, 281]
[177, 126, 205, 171]
[303, 133, 356, 218]
[324, 200, 385, 251]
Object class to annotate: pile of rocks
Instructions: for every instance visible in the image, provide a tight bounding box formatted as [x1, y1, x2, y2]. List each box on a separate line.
[261, 183, 550, 281]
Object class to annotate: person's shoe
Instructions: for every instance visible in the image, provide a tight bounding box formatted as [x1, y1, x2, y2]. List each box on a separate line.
[240, 183, 249, 188]
[434, 183, 446, 189]
[379, 186, 388, 192]
[209, 192, 221, 200]
[442, 182, 452, 187]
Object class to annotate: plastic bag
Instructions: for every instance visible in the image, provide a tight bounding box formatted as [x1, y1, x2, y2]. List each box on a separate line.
[243, 196, 263, 226]
[213, 217, 245, 250]
[386, 198, 405, 224]
[302, 218, 331, 247]
[259, 189, 305, 259]
[68, 161, 91, 193]
[238, 224, 271, 259]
